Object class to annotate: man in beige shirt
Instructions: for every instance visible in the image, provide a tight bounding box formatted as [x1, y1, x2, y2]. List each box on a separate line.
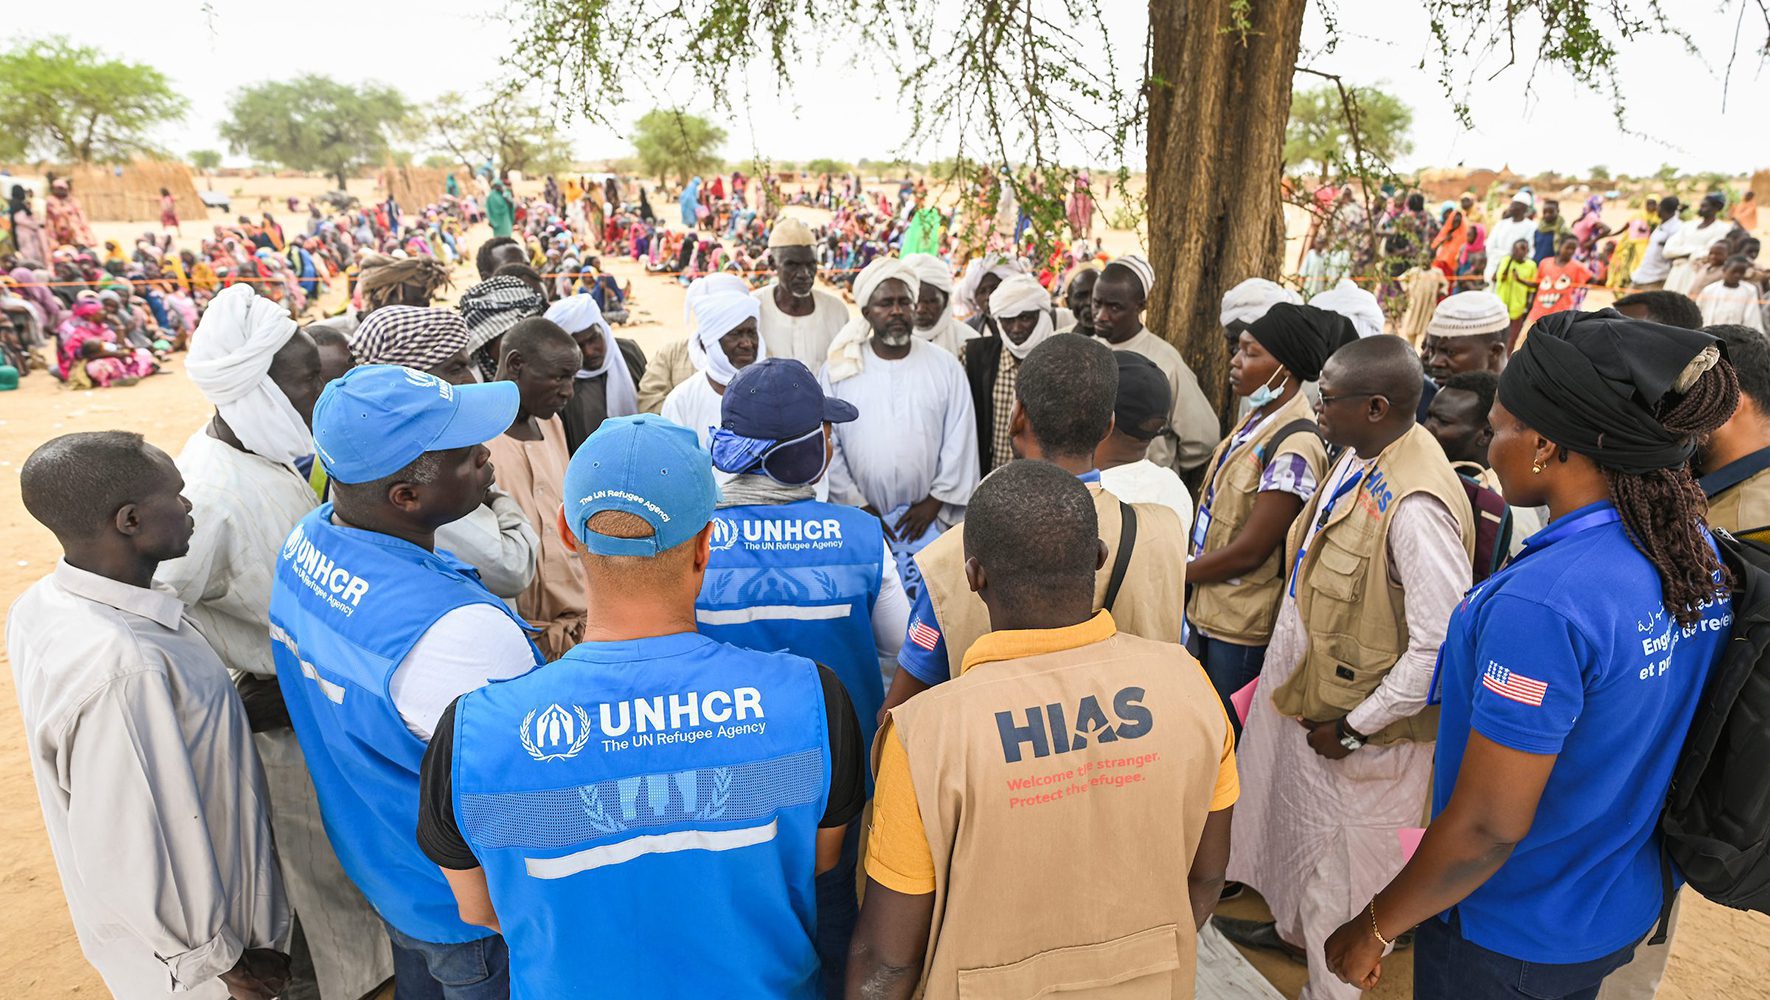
[486, 317, 587, 659]
[10, 431, 290, 1000]
[1088, 255, 1221, 472]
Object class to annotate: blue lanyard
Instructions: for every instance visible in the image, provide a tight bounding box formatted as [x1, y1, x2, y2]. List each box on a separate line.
[1288, 465, 1367, 598]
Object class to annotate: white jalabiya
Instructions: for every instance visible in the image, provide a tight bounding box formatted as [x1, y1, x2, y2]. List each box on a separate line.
[1697, 281, 1767, 332]
[1228, 478, 1470, 1000]
[154, 431, 393, 1000]
[753, 283, 851, 369]
[819, 338, 979, 528]
[1664, 219, 1734, 295]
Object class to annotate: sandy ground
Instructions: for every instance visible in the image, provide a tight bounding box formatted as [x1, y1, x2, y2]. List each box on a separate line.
[1, 175, 1767, 998]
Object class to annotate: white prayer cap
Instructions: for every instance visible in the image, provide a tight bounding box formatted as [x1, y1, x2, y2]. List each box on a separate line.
[767, 216, 815, 248]
[1309, 279, 1385, 339]
[1426, 291, 1510, 339]
[1510, 188, 1535, 209]
[903, 253, 954, 294]
[853, 257, 920, 309]
[1106, 253, 1154, 298]
[1220, 277, 1302, 330]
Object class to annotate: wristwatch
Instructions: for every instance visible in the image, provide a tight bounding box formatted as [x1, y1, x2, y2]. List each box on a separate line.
[1336, 719, 1367, 752]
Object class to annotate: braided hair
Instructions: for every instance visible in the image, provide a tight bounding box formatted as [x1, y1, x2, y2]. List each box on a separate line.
[1600, 360, 1739, 626]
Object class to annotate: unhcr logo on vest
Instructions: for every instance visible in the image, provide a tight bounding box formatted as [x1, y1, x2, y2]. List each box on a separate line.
[280, 524, 372, 615]
[715, 513, 848, 553]
[521, 703, 593, 761]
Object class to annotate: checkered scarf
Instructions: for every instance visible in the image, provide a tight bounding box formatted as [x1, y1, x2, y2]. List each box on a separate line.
[349, 306, 470, 370]
[458, 275, 548, 378]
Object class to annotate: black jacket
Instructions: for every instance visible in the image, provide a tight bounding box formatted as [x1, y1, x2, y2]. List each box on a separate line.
[961, 335, 1007, 474]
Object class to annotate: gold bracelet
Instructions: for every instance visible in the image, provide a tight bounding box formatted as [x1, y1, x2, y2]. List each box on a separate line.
[1368, 900, 1393, 948]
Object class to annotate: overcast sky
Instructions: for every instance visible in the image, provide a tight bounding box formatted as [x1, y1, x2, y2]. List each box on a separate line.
[16, 1, 1768, 176]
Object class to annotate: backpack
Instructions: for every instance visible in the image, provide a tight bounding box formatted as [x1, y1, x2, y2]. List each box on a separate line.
[1456, 475, 1513, 583]
[1654, 528, 1770, 939]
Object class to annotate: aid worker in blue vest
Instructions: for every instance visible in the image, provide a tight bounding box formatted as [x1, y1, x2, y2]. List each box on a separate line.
[271, 365, 546, 998]
[416, 414, 868, 999]
[700, 357, 910, 995]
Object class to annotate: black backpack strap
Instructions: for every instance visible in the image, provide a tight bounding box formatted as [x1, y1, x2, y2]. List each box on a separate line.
[1259, 419, 1322, 471]
[1104, 500, 1138, 612]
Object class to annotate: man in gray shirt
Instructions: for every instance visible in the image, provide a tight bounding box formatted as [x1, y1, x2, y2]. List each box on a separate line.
[9, 431, 290, 1000]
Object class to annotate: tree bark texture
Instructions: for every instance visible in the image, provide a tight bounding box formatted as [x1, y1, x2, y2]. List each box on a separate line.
[1146, 0, 1308, 419]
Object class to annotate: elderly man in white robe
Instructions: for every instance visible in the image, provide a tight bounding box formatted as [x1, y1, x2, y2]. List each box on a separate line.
[820, 257, 979, 601]
[903, 252, 976, 356]
[1089, 253, 1221, 472]
[753, 216, 850, 367]
[155, 284, 393, 1000]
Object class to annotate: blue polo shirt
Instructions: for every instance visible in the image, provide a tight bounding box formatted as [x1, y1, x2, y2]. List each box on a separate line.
[1430, 501, 1730, 963]
[898, 469, 1102, 685]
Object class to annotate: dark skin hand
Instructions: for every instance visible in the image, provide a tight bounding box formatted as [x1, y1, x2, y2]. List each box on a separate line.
[1188, 807, 1234, 930]
[1324, 733, 1554, 989]
[219, 948, 292, 1000]
[845, 879, 934, 1000]
[1299, 717, 1354, 760]
[1185, 491, 1304, 584]
[893, 496, 943, 543]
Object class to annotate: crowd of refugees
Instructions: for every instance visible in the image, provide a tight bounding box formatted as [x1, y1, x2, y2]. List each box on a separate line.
[7, 158, 1770, 1000]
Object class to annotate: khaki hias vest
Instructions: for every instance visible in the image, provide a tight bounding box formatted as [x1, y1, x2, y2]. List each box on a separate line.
[917, 485, 1186, 680]
[1187, 393, 1328, 644]
[889, 630, 1227, 999]
[1270, 423, 1474, 745]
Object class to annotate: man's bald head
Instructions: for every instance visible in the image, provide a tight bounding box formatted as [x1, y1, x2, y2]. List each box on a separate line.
[1316, 335, 1423, 452]
[964, 460, 1102, 618]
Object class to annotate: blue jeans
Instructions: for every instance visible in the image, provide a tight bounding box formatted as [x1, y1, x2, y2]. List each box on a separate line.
[1184, 631, 1266, 741]
[815, 818, 861, 999]
[383, 922, 509, 1000]
[1414, 912, 1639, 1000]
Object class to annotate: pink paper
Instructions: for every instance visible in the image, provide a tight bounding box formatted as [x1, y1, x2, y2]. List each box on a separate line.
[1230, 679, 1259, 724]
[1398, 827, 1427, 862]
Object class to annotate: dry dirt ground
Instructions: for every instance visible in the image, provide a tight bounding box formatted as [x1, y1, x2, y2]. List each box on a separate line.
[1, 175, 1766, 998]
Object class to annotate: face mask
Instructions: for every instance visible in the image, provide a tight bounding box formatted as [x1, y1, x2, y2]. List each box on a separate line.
[1247, 369, 1289, 408]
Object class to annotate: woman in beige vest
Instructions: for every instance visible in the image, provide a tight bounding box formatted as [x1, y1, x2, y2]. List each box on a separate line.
[1185, 303, 1352, 731]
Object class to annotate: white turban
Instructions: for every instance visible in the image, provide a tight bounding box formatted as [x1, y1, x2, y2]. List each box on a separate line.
[186, 284, 313, 465]
[684, 274, 764, 387]
[904, 254, 958, 341]
[826, 257, 921, 383]
[1220, 277, 1302, 330]
[1106, 253, 1154, 298]
[955, 253, 1027, 318]
[546, 293, 636, 418]
[1309, 278, 1386, 339]
[989, 274, 1056, 360]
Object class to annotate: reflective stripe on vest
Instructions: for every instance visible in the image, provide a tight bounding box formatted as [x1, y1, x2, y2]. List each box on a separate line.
[269, 505, 541, 943]
[452, 634, 828, 999]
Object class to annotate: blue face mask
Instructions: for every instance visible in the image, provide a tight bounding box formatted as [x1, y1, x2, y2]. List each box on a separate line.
[1247, 371, 1289, 408]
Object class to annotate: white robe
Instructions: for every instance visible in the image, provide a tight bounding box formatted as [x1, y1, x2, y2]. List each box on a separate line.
[154, 431, 392, 1000]
[1664, 219, 1734, 295]
[1697, 281, 1766, 332]
[1228, 470, 1469, 1000]
[914, 316, 978, 357]
[753, 284, 851, 370]
[819, 339, 979, 527]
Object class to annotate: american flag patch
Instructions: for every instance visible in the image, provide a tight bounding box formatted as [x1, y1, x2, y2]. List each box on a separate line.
[1482, 662, 1548, 707]
[908, 618, 941, 651]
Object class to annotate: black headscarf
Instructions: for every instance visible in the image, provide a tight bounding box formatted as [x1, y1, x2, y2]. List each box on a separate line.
[1497, 308, 1723, 474]
[1247, 302, 1359, 383]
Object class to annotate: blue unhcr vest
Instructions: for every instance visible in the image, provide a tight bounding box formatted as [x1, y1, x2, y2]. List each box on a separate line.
[697, 500, 884, 772]
[269, 505, 541, 943]
[451, 633, 829, 999]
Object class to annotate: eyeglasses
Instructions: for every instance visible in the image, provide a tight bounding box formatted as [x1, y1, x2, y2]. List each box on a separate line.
[1316, 391, 1380, 408]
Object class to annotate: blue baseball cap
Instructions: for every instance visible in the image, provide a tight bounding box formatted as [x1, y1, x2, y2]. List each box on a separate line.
[312, 365, 518, 484]
[709, 359, 857, 480]
[563, 414, 718, 556]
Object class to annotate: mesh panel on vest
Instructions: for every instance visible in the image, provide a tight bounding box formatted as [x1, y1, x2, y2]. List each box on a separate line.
[460, 747, 825, 851]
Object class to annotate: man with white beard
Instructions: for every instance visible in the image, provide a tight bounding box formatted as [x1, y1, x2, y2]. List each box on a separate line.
[820, 257, 979, 602]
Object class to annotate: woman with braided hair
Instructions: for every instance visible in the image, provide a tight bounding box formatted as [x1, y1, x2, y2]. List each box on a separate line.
[1325, 309, 1738, 1000]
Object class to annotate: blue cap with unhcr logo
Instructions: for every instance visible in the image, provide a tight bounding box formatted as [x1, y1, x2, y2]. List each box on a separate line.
[312, 365, 518, 484]
[563, 414, 718, 556]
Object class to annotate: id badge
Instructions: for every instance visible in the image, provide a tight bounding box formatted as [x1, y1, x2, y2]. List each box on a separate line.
[1189, 506, 1213, 555]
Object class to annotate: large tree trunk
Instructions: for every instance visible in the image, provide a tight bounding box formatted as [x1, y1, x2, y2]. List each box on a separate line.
[1146, 0, 1307, 421]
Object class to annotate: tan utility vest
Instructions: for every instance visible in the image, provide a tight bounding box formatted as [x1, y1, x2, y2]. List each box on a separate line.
[917, 486, 1186, 679]
[888, 629, 1227, 1000]
[1187, 393, 1328, 644]
[1270, 424, 1473, 745]
[1707, 464, 1770, 538]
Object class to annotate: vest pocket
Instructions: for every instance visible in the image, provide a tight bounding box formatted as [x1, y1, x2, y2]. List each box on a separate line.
[955, 923, 1180, 999]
